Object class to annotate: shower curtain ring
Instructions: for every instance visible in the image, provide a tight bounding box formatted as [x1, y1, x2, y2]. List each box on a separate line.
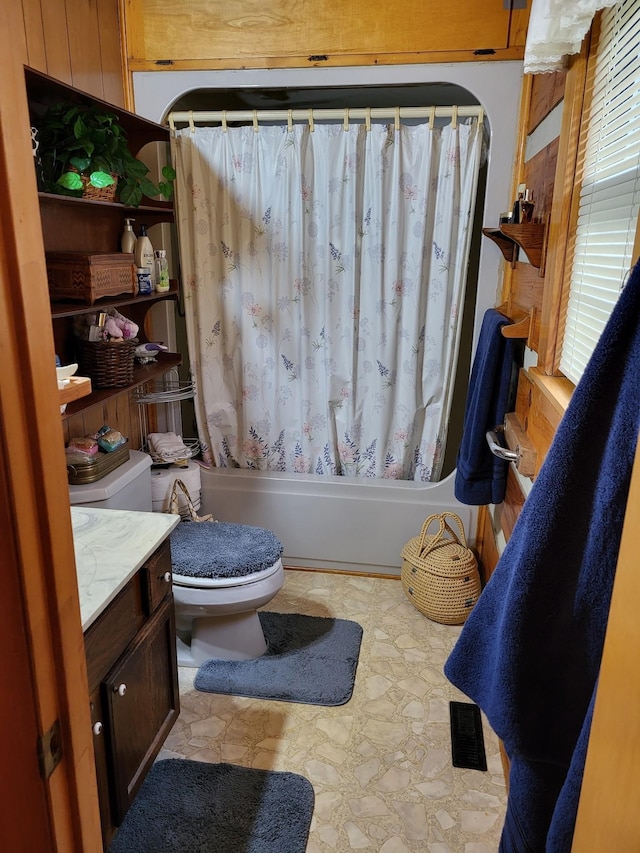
[189, 110, 195, 134]
[429, 106, 436, 130]
[343, 108, 349, 132]
[308, 108, 314, 132]
[452, 105, 458, 129]
[253, 110, 259, 133]
[222, 110, 228, 132]
[365, 107, 371, 132]
[288, 109, 293, 132]
[394, 106, 400, 132]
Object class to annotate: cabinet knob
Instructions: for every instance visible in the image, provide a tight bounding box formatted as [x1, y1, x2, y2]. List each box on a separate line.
[114, 683, 127, 697]
[163, 571, 172, 583]
[93, 722, 103, 736]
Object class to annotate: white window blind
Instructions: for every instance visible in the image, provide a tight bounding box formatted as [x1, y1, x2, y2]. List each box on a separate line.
[560, 0, 640, 385]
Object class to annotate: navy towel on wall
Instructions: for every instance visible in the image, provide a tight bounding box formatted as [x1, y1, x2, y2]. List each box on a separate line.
[444, 258, 640, 852]
[454, 309, 515, 505]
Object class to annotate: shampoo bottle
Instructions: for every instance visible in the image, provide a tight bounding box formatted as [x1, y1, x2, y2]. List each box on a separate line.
[134, 224, 155, 286]
[121, 218, 136, 253]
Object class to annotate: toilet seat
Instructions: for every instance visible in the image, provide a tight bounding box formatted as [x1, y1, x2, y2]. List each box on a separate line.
[172, 558, 283, 589]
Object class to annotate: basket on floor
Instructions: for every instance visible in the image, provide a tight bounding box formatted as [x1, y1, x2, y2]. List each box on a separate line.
[77, 338, 136, 388]
[401, 512, 481, 625]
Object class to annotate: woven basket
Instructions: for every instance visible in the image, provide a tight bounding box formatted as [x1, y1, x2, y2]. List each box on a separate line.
[80, 173, 117, 202]
[401, 512, 481, 625]
[77, 338, 136, 388]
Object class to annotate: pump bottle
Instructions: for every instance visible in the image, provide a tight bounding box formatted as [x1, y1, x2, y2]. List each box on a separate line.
[121, 218, 136, 253]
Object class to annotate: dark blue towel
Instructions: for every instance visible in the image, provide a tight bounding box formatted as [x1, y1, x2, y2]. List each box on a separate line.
[455, 309, 515, 505]
[445, 258, 640, 852]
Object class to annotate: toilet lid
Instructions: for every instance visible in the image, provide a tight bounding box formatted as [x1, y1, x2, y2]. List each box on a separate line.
[170, 521, 284, 581]
[172, 557, 283, 589]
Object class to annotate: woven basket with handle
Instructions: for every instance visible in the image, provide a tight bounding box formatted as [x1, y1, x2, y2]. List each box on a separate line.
[401, 512, 481, 625]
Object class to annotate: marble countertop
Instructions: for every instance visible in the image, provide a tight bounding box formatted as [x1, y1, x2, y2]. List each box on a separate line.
[72, 506, 180, 630]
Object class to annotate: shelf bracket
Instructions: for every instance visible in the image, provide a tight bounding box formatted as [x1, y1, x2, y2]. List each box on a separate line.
[501, 308, 534, 341]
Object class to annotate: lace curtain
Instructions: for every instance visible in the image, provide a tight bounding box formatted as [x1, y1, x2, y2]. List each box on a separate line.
[524, 0, 617, 73]
[172, 118, 482, 480]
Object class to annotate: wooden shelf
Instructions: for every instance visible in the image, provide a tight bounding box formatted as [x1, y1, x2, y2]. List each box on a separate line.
[50, 281, 179, 319]
[482, 222, 546, 269]
[61, 352, 182, 420]
[38, 192, 174, 221]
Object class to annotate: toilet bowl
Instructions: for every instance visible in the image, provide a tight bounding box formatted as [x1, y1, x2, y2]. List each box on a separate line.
[173, 559, 285, 666]
[169, 520, 285, 667]
[69, 453, 285, 666]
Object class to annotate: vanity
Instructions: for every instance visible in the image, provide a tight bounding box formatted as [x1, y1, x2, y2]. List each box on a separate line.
[72, 506, 181, 848]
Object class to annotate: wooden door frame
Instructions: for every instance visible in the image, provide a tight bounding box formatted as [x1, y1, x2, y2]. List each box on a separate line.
[0, 6, 101, 850]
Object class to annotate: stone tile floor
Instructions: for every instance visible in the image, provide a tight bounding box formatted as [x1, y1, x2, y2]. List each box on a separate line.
[160, 569, 506, 852]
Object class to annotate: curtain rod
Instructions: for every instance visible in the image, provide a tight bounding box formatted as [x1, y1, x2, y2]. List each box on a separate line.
[168, 105, 484, 132]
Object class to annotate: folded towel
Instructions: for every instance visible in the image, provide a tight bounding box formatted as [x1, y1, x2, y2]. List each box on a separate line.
[148, 432, 190, 461]
[454, 309, 516, 505]
[444, 259, 640, 852]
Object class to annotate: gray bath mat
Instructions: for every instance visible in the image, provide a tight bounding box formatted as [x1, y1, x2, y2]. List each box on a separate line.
[108, 759, 314, 853]
[194, 611, 363, 706]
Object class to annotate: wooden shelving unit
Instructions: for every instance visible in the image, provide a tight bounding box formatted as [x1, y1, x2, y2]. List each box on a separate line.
[61, 352, 182, 420]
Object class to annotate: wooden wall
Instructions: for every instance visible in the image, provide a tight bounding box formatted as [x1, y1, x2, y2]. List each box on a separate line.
[19, 0, 125, 106]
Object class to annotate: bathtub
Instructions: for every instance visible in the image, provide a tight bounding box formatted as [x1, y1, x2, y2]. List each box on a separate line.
[200, 467, 477, 577]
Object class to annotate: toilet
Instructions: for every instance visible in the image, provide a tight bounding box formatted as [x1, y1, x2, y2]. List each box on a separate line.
[69, 451, 284, 666]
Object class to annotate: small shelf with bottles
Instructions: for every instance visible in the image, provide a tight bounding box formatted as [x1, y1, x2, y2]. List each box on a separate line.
[482, 222, 547, 269]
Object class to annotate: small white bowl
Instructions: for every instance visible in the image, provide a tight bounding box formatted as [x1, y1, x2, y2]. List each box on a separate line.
[56, 363, 78, 381]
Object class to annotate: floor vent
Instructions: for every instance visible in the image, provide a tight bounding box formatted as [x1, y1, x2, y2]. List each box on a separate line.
[449, 701, 488, 771]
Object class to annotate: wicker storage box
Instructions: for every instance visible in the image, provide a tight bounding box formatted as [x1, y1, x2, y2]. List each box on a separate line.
[401, 513, 481, 625]
[77, 338, 136, 388]
[46, 251, 136, 304]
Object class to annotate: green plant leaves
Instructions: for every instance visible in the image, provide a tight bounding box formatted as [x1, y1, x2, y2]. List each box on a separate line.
[38, 101, 176, 205]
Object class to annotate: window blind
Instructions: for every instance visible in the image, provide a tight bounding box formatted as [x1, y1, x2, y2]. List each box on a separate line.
[559, 0, 640, 384]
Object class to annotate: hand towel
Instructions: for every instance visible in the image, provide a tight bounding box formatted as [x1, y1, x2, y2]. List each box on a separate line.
[444, 259, 640, 852]
[454, 309, 516, 505]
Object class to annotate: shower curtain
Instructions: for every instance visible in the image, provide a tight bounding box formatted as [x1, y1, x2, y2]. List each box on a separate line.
[172, 117, 483, 479]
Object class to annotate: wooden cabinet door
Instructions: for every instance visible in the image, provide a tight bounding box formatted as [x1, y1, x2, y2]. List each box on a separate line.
[125, 0, 527, 70]
[103, 596, 179, 825]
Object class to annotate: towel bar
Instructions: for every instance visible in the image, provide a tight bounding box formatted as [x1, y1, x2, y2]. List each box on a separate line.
[486, 429, 519, 462]
[486, 414, 537, 478]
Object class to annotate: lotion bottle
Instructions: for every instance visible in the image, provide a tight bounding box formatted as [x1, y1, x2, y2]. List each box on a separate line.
[134, 224, 156, 286]
[121, 218, 136, 253]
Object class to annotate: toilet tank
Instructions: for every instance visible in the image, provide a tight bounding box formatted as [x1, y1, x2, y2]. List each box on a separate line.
[68, 449, 153, 511]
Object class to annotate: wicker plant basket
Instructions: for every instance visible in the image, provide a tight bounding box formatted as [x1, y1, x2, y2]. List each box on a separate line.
[80, 173, 118, 202]
[401, 512, 481, 625]
[77, 338, 136, 389]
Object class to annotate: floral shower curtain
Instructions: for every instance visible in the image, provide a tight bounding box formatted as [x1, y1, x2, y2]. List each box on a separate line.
[172, 117, 483, 480]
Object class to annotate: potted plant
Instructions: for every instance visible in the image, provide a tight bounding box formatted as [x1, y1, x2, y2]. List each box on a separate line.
[37, 103, 175, 206]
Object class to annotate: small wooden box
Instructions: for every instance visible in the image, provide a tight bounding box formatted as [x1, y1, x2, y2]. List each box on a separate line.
[46, 252, 136, 304]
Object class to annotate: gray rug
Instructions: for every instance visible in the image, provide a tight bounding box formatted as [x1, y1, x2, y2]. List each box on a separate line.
[194, 611, 363, 706]
[108, 759, 314, 853]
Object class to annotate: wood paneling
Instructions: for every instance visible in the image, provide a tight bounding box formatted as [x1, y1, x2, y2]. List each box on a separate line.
[475, 505, 500, 587]
[20, 0, 125, 106]
[495, 466, 526, 541]
[40, 1, 73, 85]
[527, 68, 567, 134]
[124, 0, 528, 70]
[524, 138, 559, 227]
[21, 0, 47, 71]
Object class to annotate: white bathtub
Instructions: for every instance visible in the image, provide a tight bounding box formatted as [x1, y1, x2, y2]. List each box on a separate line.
[200, 467, 477, 577]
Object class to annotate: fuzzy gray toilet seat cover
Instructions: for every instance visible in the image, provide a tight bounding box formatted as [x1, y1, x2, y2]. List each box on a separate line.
[170, 521, 284, 579]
